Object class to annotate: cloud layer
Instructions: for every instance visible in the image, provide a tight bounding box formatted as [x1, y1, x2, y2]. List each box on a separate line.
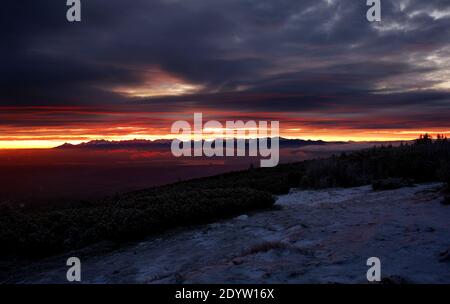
[1, 0, 450, 145]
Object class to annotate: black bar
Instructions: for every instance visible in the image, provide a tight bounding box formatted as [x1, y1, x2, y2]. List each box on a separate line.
[1, 284, 448, 303]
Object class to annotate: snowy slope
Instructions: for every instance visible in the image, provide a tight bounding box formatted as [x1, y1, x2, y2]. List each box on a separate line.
[5, 183, 450, 284]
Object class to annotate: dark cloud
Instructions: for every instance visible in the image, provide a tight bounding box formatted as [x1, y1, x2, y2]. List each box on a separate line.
[1, 0, 450, 131]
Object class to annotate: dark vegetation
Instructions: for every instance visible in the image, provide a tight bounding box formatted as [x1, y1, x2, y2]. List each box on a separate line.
[442, 157, 450, 205]
[0, 134, 449, 258]
[173, 134, 449, 192]
[0, 188, 273, 257]
[372, 178, 414, 191]
[241, 241, 288, 257]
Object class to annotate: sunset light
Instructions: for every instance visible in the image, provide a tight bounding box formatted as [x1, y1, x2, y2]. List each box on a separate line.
[3, 0, 450, 288]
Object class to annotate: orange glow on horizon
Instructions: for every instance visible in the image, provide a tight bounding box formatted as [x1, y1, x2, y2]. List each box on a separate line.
[1, 106, 449, 149]
[1, 129, 449, 149]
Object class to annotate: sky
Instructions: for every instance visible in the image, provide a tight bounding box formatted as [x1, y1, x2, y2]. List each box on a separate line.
[1, 0, 450, 148]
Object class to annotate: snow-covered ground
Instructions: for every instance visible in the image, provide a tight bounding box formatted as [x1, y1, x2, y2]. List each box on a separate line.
[4, 183, 450, 283]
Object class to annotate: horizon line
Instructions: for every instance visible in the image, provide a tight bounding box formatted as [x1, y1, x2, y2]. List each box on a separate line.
[0, 136, 420, 150]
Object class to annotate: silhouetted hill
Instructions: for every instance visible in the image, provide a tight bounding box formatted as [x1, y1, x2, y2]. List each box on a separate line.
[55, 139, 173, 149]
[55, 137, 336, 150]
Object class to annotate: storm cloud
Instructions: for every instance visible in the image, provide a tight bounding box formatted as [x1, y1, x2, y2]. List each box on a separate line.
[1, 0, 450, 142]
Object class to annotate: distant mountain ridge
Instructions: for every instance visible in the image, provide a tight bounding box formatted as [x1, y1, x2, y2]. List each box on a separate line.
[56, 139, 173, 149]
[55, 137, 335, 149]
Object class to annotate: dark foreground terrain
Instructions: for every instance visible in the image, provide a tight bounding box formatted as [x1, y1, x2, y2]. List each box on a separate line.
[1, 136, 449, 282]
[5, 182, 449, 283]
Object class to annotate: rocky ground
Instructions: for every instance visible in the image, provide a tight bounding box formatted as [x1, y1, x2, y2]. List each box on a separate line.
[4, 182, 450, 283]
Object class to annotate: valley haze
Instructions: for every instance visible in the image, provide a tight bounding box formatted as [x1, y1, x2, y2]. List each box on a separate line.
[0, 138, 402, 206]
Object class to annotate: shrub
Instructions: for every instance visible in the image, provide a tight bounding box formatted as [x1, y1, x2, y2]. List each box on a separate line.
[241, 241, 288, 256]
[443, 195, 450, 206]
[372, 178, 413, 191]
[0, 188, 274, 257]
[445, 169, 450, 194]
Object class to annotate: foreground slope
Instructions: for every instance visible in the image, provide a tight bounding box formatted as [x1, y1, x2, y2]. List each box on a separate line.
[6, 183, 450, 283]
